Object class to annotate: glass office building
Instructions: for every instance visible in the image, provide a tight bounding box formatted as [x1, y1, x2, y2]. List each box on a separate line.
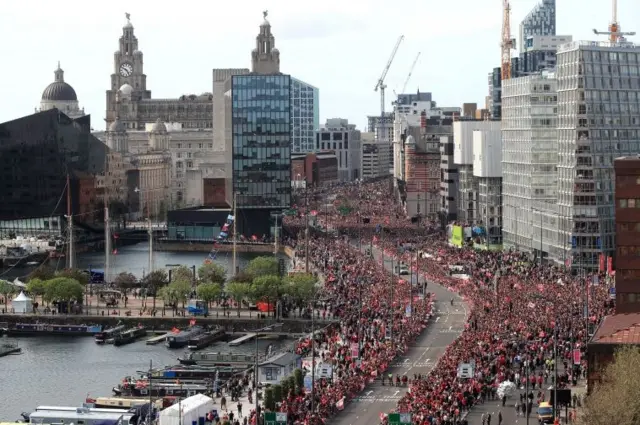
[291, 77, 319, 153]
[231, 74, 292, 209]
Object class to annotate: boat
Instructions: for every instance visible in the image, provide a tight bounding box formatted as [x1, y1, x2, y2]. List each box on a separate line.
[26, 407, 135, 425]
[112, 377, 210, 398]
[152, 366, 244, 381]
[187, 328, 225, 350]
[6, 323, 102, 336]
[95, 324, 127, 344]
[0, 341, 21, 357]
[165, 326, 205, 349]
[85, 396, 168, 410]
[113, 327, 147, 346]
[178, 351, 259, 367]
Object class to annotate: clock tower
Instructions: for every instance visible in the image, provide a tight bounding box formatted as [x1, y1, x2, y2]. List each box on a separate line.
[105, 13, 151, 130]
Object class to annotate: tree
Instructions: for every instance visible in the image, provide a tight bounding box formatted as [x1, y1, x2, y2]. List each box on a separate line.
[280, 378, 291, 399]
[158, 285, 178, 308]
[264, 387, 275, 411]
[230, 271, 253, 284]
[56, 268, 89, 286]
[225, 281, 251, 317]
[0, 280, 15, 308]
[198, 262, 226, 285]
[113, 272, 137, 307]
[27, 265, 55, 282]
[197, 283, 222, 307]
[45, 277, 84, 304]
[26, 278, 49, 300]
[245, 256, 279, 278]
[272, 384, 283, 404]
[285, 273, 317, 305]
[252, 275, 284, 317]
[580, 347, 640, 425]
[171, 266, 195, 285]
[170, 279, 192, 308]
[294, 369, 304, 393]
[142, 269, 169, 309]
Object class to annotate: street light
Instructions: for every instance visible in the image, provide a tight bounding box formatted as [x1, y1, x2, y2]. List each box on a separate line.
[247, 323, 283, 423]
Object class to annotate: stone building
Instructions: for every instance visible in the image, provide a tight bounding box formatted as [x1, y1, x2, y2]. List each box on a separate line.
[37, 63, 85, 119]
[105, 14, 213, 131]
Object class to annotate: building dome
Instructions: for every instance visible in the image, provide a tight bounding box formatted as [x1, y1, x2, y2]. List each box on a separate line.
[150, 118, 166, 133]
[119, 83, 133, 96]
[109, 117, 126, 132]
[42, 81, 77, 101]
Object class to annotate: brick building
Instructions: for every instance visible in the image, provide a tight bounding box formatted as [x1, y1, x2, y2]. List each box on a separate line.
[291, 152, 338, 187]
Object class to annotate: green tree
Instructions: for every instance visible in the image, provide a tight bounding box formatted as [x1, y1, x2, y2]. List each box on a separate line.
[56, 268, 89, 286]
[158, 285, 178, 308]
[280, 378, 291, 399]
[580, 347, 640, 425]
[142, 269, 169, 309]
[27, 265, 55, 282]
[251, 275, 284, 317]
[198, 262, 226, 285]
[197, 283, 222, 307]
[113, 272, 137, 307]
[225, 281, 250, 317]
[26, 278, 49, 300]
[170, 279, 192, 308]
[285, 273, 317, 305]
[294, 369, 304, 393]
[0, 280, 15, 308]
[230, 271, 253, 284]
[45, 277, 84, 303]
[286, 375, 296, 397]
[272, 384, 283, 404]
[245, 256, 279, 278]
[171, 266, 195, 285]
[264, 387, 275, 411]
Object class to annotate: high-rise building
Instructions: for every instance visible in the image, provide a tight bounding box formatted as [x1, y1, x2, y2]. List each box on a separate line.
[501, 71, 558, 254]
[614, 156, 640, 313]
[518, 35, 572, 75]
[291, 77, 319, 153]
[316, 119, 362, 182]
[519, 0, 556, 53]
[551, 40, 640, 269]
[488, 67, 502, 118]
[439, 135, 458, 223]
[228, 12, 292, 236]
[361, 132, 391, 180]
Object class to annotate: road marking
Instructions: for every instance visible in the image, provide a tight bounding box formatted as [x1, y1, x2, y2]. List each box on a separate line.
[366, 390, 373, 396]
[404, 358, 410, 363]
[394, 391, 399, 396]
[435, 316, 440, 322]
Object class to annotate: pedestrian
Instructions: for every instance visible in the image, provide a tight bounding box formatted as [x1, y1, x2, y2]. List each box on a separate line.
[237, 401, 242, 417]
[498, 410, 503, 425]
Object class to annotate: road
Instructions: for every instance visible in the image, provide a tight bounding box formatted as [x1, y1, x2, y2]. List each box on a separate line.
[332, 241, 468, 425]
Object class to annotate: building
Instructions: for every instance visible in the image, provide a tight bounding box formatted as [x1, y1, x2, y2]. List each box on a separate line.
[258, 352, 301, 385]
[453, 120, 501, 224]
[473, 129, 503, 248]
[549, 40, 640, 270]
[291, 77, 319, 153]
[368, 113, 394, 143]
[501, 71, 558, 256]
[487, 67, 502, 119]
[614, 156, 640, 313]
[361, 132, 391, 180]
[0, 110, 108, 235]
[229, 12, 292, 236]
[519, 0, 556, 53]
[105, 14, 213, 130]
[291, 152, 338, 187]
[517, 35, 572, 75]
[37, 63, 86, 119]
[440, 134, 459, 223]
[316, 119, 362, 182]
[462, 103, 477, 118]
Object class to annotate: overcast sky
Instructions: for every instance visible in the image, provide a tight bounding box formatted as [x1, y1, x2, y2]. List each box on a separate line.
[1, 0, 639, 130]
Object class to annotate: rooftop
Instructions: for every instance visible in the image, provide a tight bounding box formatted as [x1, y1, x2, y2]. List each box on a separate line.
[590, 313, 640, 345]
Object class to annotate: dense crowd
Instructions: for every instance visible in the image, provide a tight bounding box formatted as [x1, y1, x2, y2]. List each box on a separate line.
[277, 179, 613, 425]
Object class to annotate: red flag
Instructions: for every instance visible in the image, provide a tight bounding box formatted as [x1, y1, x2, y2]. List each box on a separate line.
[598, 254, 605, 272]
[113, 233, 119, 239]
[310, 210, 318, 216]
[607, 256, 613, 275]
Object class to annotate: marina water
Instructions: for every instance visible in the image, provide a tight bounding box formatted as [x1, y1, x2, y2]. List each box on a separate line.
[0, 242, 292, 420]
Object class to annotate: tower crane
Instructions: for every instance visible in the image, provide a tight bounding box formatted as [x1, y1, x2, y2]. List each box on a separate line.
[501, 0, 515, 81]
[593, 0, 635, 42]
[374, 35, 404, 117]
[400, 52, 421, 94]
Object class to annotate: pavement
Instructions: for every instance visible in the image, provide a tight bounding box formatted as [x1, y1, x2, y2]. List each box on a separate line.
[331, 240, 468, 425]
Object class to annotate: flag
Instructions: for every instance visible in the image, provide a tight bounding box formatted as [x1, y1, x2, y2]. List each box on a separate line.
[607, 256, 613, 275]
[310, 210, 318, 216]
[112, 249, 118, 255]
[598, 254, 605, 272]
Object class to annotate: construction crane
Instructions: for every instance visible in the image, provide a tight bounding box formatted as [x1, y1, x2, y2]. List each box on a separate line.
[374, 35, 404, 117]
[501, 0, 515, 81]
[593, 0, 635, 42]
[400, 52, 421, 94]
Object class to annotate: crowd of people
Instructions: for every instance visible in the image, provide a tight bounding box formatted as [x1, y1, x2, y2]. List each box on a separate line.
[277, 179, 613, 425]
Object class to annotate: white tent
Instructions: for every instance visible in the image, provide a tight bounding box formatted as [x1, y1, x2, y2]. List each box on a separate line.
[159, 394, 214, 425]
[12, 291, 32, 313]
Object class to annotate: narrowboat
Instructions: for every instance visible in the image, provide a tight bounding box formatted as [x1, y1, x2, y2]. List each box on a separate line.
[113, 327, 147, 346]
[187, 328, 225, 350]
[6, 323, 102, 336]
[112, 378, 209, 398]
[165, 326, 205, 349]
[178, 351, 258, 367]
[95, 325, 126, 344]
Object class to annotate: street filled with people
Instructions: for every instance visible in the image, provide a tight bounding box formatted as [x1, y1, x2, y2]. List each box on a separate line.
[281, 179, 613, 425]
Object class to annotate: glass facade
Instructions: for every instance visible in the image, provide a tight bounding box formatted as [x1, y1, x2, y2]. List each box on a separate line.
[519, 0, 556, 52]
[232, 74, 292, 209]
[291, 77, 319, 153]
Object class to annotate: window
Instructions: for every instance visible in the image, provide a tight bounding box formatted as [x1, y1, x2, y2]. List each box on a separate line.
[630, 199, 636, 208]
[620, 199, 628, 208]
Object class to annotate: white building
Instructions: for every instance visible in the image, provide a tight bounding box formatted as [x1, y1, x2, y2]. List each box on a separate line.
[291, 77, 319, 153]
[361, 132, 391, 180]
[453, 120, 501, 224]
[501, 71, 558, 254]
[316, 119, 362, 182]
[473, 129, 503, 246]
[37, 63, 85, 119]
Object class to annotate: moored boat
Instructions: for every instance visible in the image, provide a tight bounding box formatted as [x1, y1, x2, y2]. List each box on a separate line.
[187, 328, 225, 350]
[113, 327, 147, 346]
[166, 326, 205, 349]
[112, 377, 210, 397]
[95, 324, 126, 344]
[177, 351, 259, 367]
[6, 323, 102, 336]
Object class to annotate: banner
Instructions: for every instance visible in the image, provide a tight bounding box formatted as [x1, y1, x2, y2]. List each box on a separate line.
[607, 256, 613, 275]
[450, 225, 463, 248]
[573, 349, 581, 365]
[599, 254, 605, 272]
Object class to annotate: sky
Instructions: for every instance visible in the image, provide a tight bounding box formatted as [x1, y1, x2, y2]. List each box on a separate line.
[1, 0, 639, 131]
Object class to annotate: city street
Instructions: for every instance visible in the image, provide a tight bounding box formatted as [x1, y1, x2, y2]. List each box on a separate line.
[331, 241, 468, 425]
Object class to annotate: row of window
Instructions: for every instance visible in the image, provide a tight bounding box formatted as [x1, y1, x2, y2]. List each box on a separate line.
[618, 246, 640, 257]
[618, 199, 640, 208]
